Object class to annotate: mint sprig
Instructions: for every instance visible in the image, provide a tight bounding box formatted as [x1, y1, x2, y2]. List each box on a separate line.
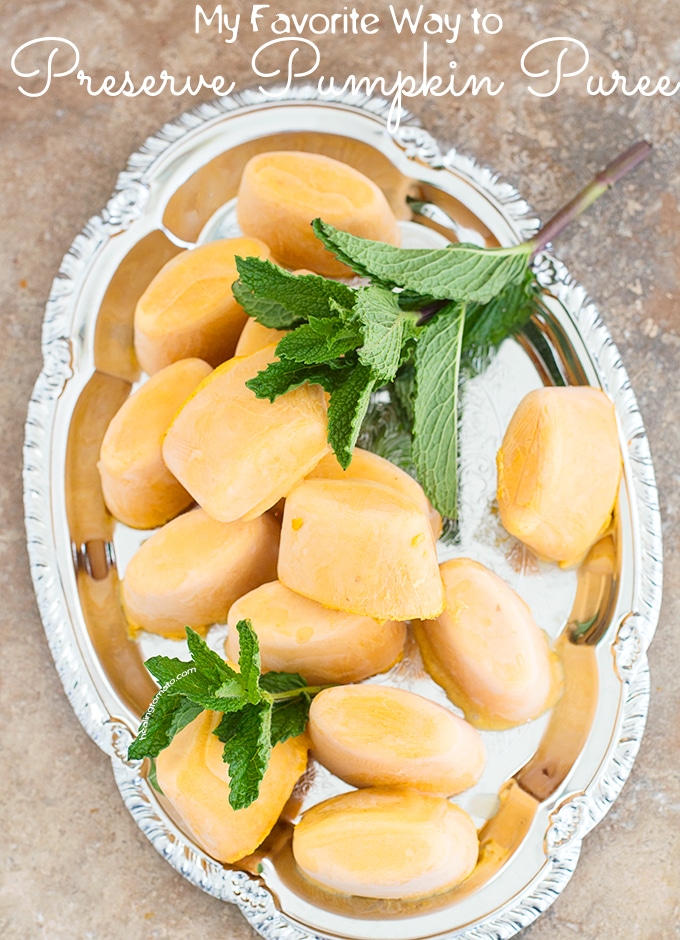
[238, 243, 537, 508]
[236, 141, 651, 522]
[128, 623, 325, 810]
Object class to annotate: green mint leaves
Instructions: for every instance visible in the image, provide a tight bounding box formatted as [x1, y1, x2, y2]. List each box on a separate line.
[128, 623, 324, 811]
[312, 219, 532, 303]
[236, 220, 540, 519]
[354, 286, 418, 382]
[233, 257, 354, 328]
[413, 303, 466, 519]
[327, 363, 378, 468]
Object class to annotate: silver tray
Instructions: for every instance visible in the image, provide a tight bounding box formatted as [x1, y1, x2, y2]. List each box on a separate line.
[23, 85, 663, 940]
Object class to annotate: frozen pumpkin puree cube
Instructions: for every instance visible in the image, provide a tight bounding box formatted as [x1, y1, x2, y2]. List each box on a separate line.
[236, 151, 400, 277]
[292, 787, 479, 900]
[162, 345, 329, 522]
[413, 558, 562, 729]
[496, 385, 621, 566]
[278, 478, 444, 622]
[121, 506, 279, 638]
[226, 580, 406, 685]
[134, 236, 271, 374]
[97, 357, 212, 529]
[156, 711, 308, 864]
[308, 685, 485, 795]
[307, 447, 442, 539]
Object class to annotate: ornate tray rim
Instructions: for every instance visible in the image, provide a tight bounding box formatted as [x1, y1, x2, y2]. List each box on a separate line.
[23, 83, 663, 940]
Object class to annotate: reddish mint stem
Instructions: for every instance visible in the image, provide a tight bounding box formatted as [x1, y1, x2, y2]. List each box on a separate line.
[529, 140, 653, 259]
[416, 140, 653, 326]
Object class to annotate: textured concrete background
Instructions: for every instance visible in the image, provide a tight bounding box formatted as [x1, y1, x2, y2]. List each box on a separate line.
[1, 1, 678, 938]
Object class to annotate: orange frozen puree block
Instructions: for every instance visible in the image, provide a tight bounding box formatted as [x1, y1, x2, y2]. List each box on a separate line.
[236, 151, 400, 277]
[414, 558, 562, 729]
[134, 236, 270, 374]
[97, 358, 212, 529]
[156, 711, 308, 864]
[121, 507, 279, 638]
[308, 685, 485, 795]
[234, 318, 286, 357]
[162, 345, 329, 522]
[496, 386, 621, 566]
[292, 788, 479, 899]
[226, 580, 406, 685]
[307, 447, 442, 539]
[278, 479, 444, 622]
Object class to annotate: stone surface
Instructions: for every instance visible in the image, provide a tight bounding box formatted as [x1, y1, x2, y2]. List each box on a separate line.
[1, 2, 678, 938]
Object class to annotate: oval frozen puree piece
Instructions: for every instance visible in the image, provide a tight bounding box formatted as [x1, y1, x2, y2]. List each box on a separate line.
[308, 685, 485, 795]
[307, 447, 442, 539]
[496, 385, 621, 566]
[97, 358, 212, 529]
[292, 788, 478, 899]
[278, 478, 444, 622]
[156, 711, 308, 864]
[414, 558, 562, 729]
[236, 151, 400, 277]
[134, 236, 270, 374]
[121, 507, 279, 638]
[162, 345, 329, 522]
[226, 581, 406, 685]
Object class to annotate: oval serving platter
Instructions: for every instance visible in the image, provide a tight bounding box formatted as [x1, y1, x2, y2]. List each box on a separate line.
[24, 85, 662, 940]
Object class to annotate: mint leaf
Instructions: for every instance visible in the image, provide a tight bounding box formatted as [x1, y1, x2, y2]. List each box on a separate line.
[235, 620, 261, 705]
[213, 701, 272, 810]
[327, 363, 377, 469]
[259, 671, 309, 694]
[276, 316, 362, 365]
[462, 269, 541, 373]
[209, 674, 251, 709]
[185, 627, 238, 686]
[271, 697, 312, 746]
[156, 668, 227, 710]
[260, 673, 315, 746]
[413, 302, 466, 519]
[232, 279, 298, 329]
[235, 257, 355, 323]
[128, 692, 202, 760]
[144, 655, 195, 686]
[164, 696, 204, 741]
[312, 220, 530, 304]
[139, 630, 251, 718]
[147, 757, 164, 795]
[246, 358, 350, 401]
[354, 286, 418, 382]
[144, 663, 245, 718]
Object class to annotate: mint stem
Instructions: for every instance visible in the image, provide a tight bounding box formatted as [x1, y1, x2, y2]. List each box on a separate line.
[528, 140, 652, 259]
[417, 300, 447, 326]
[415, 141, 652, 327]
[269, 685, 330, 703]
